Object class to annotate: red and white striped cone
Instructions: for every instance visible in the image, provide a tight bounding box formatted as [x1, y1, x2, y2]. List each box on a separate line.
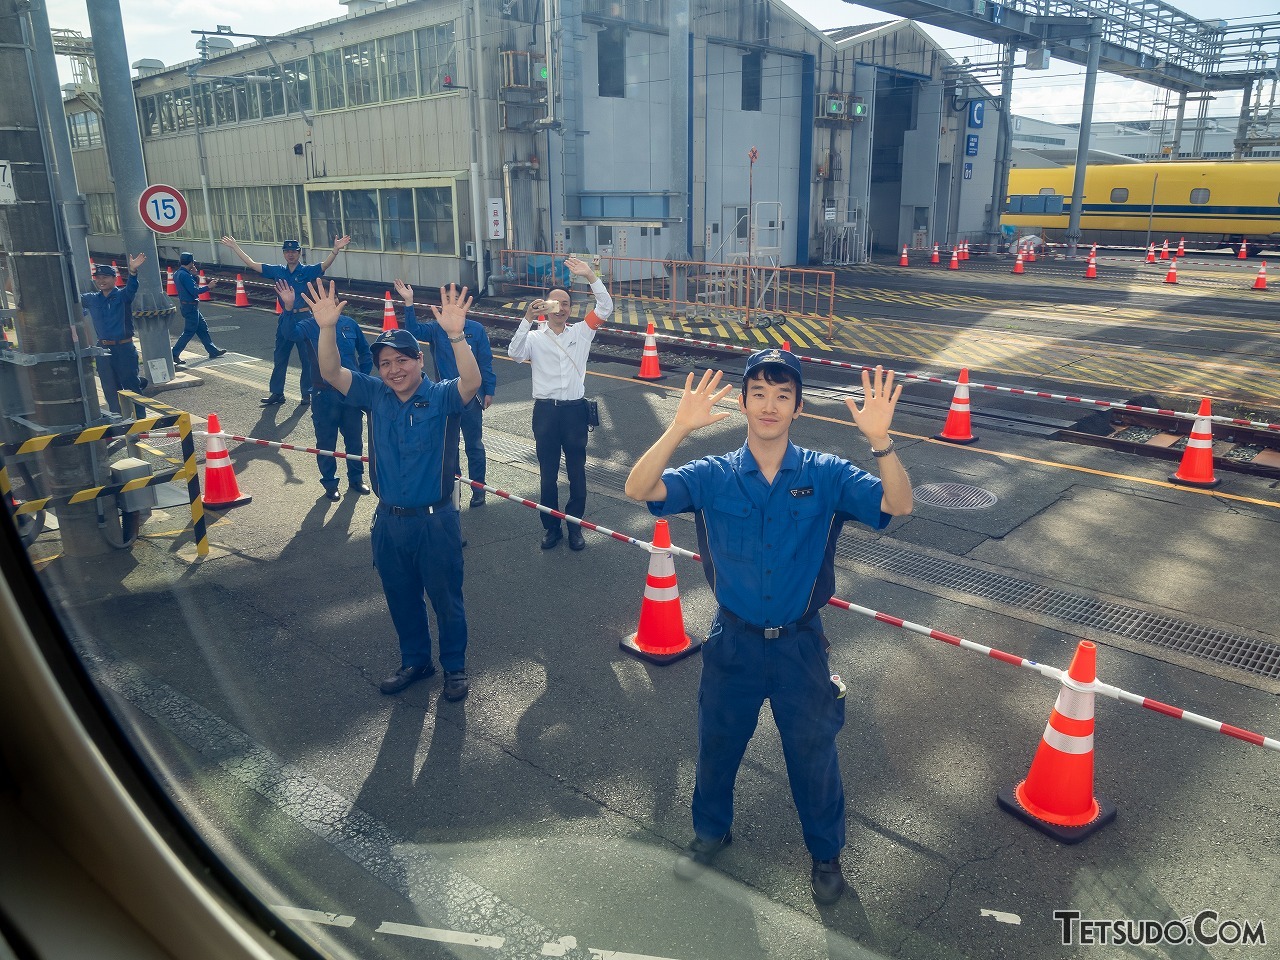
[1252, 261, 1268, 291]
[934, 368, 978, 444]
[1159, 239, 1170, 261]
[201, 413, 252, 509]
[1025, 243, 1036, 263]
[1238, 239, 1249, 260]
[998, 640, 1116, 843]
[1011, 251, 1025, 275]
[197, 270, 211, 301]
[1176, 236, 1185, 258]
[1084, 253, 1097, 279]
[1164, 260, 1179, 284]
[1169, 398, 1220, 489]
[1145, 243, 1155, 264]
[635, 321, 665, 381]
[112, 261, 125, 288]
[899, 245, 909, 267]
[165, 266, 177, 296]
[233, 274, 250, 307]
[961, 240, 970, 260]
[1089, 242, 1097, 258]
[382, 292, 398, 331]
[620, 519, 701, 665]
[948, 247, 960, 271]
[930, 242, 940, 265]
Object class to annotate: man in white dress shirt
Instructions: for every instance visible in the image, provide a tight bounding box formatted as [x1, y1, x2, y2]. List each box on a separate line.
[507, 256, 614, 550]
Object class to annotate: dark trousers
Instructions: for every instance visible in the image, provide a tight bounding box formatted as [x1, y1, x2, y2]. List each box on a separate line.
[173, 303, 216, 356]
[311, 390, 364, 489]
[532, 399, 588, 532]
[459, 397, 486, 484]
[269, 330, 309, 399]
[98, 342, 143, 414]
[694, 612, 846, 860]
[371, 506, 468, 673]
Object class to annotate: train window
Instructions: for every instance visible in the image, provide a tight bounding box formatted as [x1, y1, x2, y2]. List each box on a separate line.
[1190, 188, 1210, 204]
[1110, 188, 1128, 203]
[1037, 187, 1055, 195]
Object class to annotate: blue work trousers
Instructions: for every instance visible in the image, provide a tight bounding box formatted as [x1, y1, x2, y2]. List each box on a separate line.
[459, 397, 486, 484]
[694, 612, 846, 860]
[270, 329, 309, 400]
[98, 342, 143, 414]
[371, 506, 468, 673]
[172, 303, 216, 356]
[311, 391, 364, 490]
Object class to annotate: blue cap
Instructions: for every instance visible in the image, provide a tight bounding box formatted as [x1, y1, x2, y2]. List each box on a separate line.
[93, 264, 117, 277]
[282, 239, 301, 251]
[179, 252, 195, 265]
[370, 328, 422, 359]
[743, 347, 803, 386]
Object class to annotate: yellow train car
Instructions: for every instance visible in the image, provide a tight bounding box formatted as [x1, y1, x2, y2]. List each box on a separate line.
[1002, 161, 1280, 254]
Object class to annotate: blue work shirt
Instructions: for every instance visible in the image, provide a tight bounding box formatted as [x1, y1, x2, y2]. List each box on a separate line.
[650, 441, 890, 627]
[282, 310, 372, 392]
[173, 267, 209, 304]
[81, 275, 137, 341]
[402, 305, 497, 399]
[262, 262, 324, 302]
[342, 370, 463, 507]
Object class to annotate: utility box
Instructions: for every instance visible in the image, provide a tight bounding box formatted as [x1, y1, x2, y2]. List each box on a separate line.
[111, 457, 156, 513]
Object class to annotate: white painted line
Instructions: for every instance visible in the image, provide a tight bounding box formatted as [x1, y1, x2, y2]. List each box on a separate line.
[270, 906, 356, 927]
[592, 949, 686, 959]
[376, 921, 505, 949]
[980, 908, 1022, 925]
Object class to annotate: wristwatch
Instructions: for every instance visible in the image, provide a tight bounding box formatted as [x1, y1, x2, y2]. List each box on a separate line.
[870, 439, 896, 458]
[448, 333, 466, 343]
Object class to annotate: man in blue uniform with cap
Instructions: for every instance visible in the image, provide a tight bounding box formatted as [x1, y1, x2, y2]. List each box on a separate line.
[625, 350, 913, 905]
[220, 234, 351, 407]
[303, 278, 480, 702]
[273, 280, 372, 502]
[81, 256, 149, 415]
[171, 253, 226, 364]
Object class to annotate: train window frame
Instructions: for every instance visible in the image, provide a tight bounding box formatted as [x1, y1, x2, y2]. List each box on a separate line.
[1190, 187, 1210, 204]
[1110, 187, 1128, 203]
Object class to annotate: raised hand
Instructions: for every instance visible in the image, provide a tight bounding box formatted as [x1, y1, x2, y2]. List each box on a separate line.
[273, 279, 295, 312]
[332, 235, 352, 253]
[429, 284, 472, 337]
[219, 236, 240, 249]
[128, 252, 147, 271]
[564, 256, 596, 282]
[393, 278, 414, 305]
[844, 365, 901, 444]
[674, 369, 734, 434]
[301, 279, 346, 329]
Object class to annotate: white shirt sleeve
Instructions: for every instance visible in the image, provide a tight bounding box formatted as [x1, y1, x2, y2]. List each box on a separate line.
[508, 318, 534, 361]
[589, 278, 613, 321]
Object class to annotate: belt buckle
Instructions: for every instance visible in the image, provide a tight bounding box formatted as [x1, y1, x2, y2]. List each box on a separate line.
[763, 626, 781, 639]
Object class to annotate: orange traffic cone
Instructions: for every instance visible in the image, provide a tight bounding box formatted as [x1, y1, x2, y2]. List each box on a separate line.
[635, 321, 665, 381]
[197, 270, 211, 301]
[1084, 253, 1097, 279]
[961, 240, 970, 261]
[930, 243, 940, 265]
[1025, 243, 1036, 263]
[275, 297, 283, 315]
[620, 519, 701, 664]
[948, 247, 960, 270]
[1011, 251, 1025, 275]
[382, 292, 398, 330]
[1159, 239, 1169, 261]
[233, 274, 250, 307]
[997, 640, 1116, 843]
[899, 245, 909, 267]
[165, 266, 177, 296]
[1176, 237, 1185, 258]
[1145, 243, 1155, 264]
[1169, 398, 1220, 488]
[1252, 261, 1268, 291]
[1164, 260, 1178, 284]
[1238, 239, 1248, 260]
[934, 368, 978, 444]
[201, 413, 252, 509]
[1089, 242, 1097, 257]
[112, 261, 125, 287]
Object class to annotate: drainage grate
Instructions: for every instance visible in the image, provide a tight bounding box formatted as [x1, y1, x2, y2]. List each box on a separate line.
[913, 483, 998, 510]
[837, 538, 1280, 680]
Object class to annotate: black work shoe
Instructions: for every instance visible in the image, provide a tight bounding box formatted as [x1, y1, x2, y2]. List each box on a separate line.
[323, 488, 341, 502]
[208, 347, 228, 359]
[298, 396, 311, 407]
[811, 858, 845, 905]
[540, 528, 562, 550]
[469, 490, 486, 507]
[674, 833, 732, 880]
[138, 377, 150, 392]
[172, 356, 187, 367]
[379, 663, 436, 694]
[442, 671, 469, 701]
[352, 481, 372, 495]
[260, 393, 286, 406]
[567, 527, 586, 551]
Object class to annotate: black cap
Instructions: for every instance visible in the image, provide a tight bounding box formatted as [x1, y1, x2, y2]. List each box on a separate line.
[179, 252, 195, 265]
[370, 328, 422, 359]
[93, 264, 117, 277]
[282, 240, 301, 251]
[743, 347, 803, 386]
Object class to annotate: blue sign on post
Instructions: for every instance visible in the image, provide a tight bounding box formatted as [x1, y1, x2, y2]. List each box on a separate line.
[966, 134, 980, 157]
[963, 162, 973, 180]
[991, 3, 1003, 24]
[969, 100, 985, 129]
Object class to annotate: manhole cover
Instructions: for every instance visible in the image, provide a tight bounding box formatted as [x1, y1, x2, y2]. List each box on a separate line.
[913, 483, 998, 510]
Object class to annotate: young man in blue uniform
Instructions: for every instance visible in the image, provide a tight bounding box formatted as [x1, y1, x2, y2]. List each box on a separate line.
[220, 234, 351, 407]
[303, 279, 480, 701]
[394, 278, 496, 506]
[81, 257, 148, 415]
[273, 280, 372, 502]
[171, 253, 226, 365]
[625, 350, 914, 905]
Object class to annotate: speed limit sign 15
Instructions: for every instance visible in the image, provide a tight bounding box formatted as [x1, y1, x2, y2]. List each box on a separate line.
[139, 184, 189, 234]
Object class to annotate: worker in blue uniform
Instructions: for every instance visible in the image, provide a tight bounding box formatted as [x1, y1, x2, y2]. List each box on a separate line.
[81, 257, 149, 415]
[303, 278, 480, 701]
[273, 280, 372, 502]
[625, 350, 914, 906]
[220, 234, 351, 407]
[171, 253, 226, 365]
[394, 278, 496, 506]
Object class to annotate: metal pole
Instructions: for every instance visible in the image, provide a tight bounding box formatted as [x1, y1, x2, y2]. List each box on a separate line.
[189, 71, 218, 265]
[1145, 172, 1158, 251]
[1064, 20, 1102, 259]
[85, 0, 177, 386]
[746, 146, 757, 330]
[471, 0, 495, 294]
[465, 6, 486, 294]
[986, 45, 1014, 254]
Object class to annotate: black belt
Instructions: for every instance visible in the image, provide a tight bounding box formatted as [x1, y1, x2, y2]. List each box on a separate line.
[718, 608, 817, 640]
[534, 398, 586, 406]
[384, 496, 452, 517]
[98, 337, 132, 346]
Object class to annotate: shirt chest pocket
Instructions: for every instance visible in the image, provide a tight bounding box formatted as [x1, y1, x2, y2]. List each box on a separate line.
[707, 497, 755, 561]
[786, 499, 830, 558]
[400, 405, 437, 454]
